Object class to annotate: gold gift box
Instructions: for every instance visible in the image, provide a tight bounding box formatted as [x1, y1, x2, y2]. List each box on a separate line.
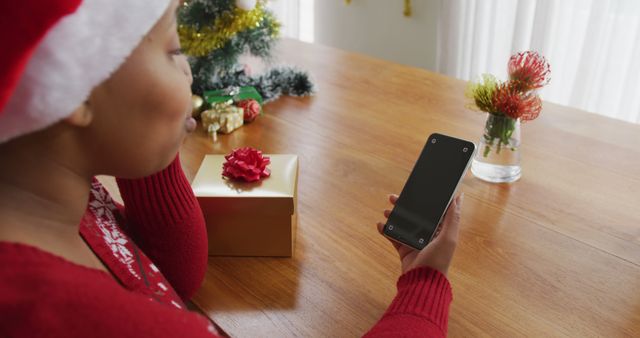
[191, 154, 298, 257]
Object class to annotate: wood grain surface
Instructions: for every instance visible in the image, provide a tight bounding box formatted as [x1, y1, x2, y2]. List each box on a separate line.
[105, 39, 640, 337]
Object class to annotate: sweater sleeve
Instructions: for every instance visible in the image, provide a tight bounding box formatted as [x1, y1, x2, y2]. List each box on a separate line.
[363, 267, 453, 338]
[116, 154, 208, 301]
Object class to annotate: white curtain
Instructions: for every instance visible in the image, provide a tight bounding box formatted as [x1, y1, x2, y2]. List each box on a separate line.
[437, 0, 640, 124]
[267, 0, 314, 42]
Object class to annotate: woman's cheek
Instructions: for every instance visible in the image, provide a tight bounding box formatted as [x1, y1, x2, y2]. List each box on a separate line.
[163, 82, 191, 144]
[166, 64, 192, 115]
[149, 77, 190, 125]
[174, 54, 193, 85]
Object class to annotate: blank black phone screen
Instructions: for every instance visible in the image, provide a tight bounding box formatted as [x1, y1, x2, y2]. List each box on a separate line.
[384, 133, 474, 250]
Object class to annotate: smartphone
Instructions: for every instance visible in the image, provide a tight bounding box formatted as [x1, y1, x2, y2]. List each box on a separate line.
[383, 133, 475, 250]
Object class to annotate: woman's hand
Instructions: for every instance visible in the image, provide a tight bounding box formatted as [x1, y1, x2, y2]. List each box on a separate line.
[376, 193, 463, 277]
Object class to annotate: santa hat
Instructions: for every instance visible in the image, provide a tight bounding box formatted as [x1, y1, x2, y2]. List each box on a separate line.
[0, 0, 172, 143]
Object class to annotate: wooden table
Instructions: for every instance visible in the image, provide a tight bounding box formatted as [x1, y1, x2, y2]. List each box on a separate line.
[175, 39, 640, 337]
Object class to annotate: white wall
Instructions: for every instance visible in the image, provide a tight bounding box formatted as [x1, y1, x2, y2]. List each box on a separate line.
[313, 0, 441, 71]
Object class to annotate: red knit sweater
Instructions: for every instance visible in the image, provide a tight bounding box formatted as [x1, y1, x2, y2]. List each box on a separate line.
[0, 156, 452, 337]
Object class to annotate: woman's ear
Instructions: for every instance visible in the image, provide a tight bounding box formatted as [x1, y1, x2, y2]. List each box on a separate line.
[64, 102, 93, 127]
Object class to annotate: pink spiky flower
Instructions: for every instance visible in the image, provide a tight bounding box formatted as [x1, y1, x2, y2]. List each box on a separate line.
[508, 51, 551, 92]
[493, 83, 542, 122]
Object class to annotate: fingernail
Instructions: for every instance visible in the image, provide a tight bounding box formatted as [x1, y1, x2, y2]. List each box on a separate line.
[459, 193, 465, 206]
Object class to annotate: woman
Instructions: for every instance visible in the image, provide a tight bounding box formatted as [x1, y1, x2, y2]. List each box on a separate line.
[0, 0, 462, 337]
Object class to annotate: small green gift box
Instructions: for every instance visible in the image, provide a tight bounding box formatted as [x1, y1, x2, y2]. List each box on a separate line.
[204, 86, 263, 105]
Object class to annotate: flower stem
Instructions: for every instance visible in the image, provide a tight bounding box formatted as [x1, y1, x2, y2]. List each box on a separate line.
[482, 114, 517, 157]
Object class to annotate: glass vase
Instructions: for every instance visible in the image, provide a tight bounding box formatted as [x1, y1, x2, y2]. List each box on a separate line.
[471, 113, 522, 183]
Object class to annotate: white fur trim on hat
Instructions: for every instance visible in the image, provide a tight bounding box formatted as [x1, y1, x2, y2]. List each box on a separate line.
[0, 0, 173, 143]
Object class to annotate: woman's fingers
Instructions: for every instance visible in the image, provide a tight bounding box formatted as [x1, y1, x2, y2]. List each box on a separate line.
[384, 195, 398, 219]
[378, 192, 465, 276]
[377, 222, 402, 251]
[435, 194, 463, 244]
[388, 194, 398, 205]
[383, 192, 462, 246]
[376, 221, 385, 234]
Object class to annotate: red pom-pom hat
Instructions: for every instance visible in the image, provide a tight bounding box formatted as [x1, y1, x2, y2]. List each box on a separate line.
[0, 0, 172, 143]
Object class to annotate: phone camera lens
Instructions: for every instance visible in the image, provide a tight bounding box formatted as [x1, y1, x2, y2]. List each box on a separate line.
[431, 139, 437, 144]
[463, 147, 468, 152]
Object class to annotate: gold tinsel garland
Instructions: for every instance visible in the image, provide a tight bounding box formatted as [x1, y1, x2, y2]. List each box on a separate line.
[344, 0, 412, 17]
[403, 0, 412, 17]
[179, 1, 280, 57]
